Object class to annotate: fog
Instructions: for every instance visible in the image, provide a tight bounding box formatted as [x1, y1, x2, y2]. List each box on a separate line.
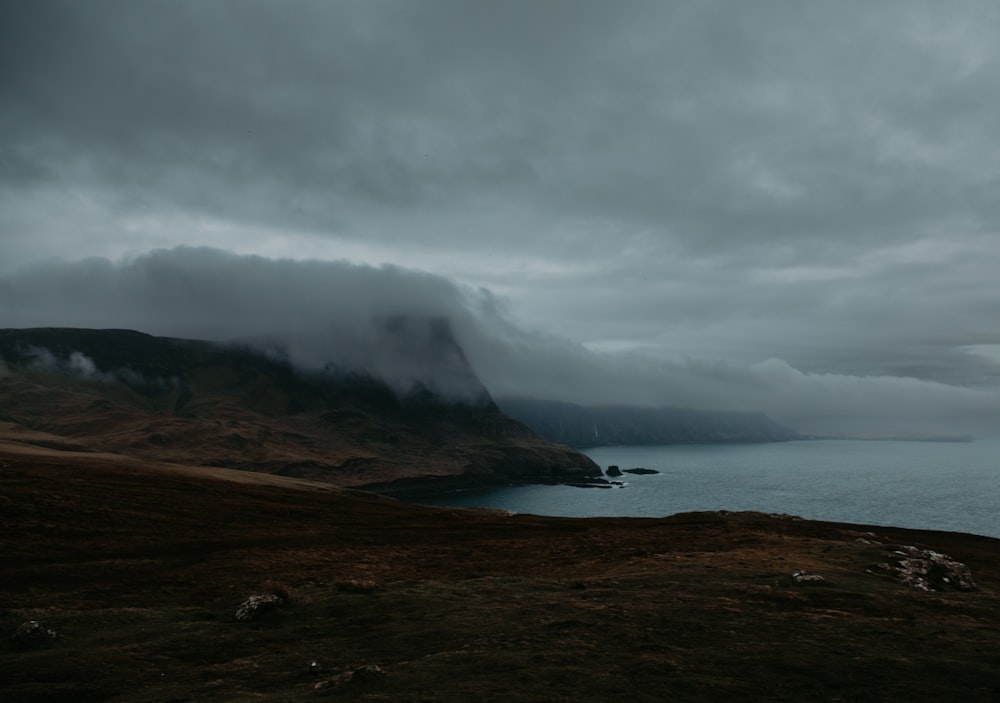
[1, 248, 997, 436]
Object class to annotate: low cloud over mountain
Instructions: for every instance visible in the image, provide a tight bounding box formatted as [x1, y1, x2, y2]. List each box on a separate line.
[2, 247, 997, 437]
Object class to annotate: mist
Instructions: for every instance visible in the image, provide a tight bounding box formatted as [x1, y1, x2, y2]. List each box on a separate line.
[1, 247, 997, 437]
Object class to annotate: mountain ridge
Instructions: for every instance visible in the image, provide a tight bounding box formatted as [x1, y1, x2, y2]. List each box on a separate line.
[0, 326, 601, 490]
[497, 396, 801, 448]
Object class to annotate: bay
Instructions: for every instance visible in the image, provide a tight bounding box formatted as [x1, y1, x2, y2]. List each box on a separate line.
[421, 439, 1000, 538]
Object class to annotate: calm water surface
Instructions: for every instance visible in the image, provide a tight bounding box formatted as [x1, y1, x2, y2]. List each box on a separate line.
[422, 440, 1000, 538]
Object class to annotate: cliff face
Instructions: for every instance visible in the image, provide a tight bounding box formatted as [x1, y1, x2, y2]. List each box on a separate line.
[0, 327, 600, 489]
[497, 396, 801, 448]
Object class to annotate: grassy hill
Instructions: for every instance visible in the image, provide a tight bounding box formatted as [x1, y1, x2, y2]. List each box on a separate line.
[2, 436, 999, 701]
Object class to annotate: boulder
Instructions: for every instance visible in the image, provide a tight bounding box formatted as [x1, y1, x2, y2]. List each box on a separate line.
[791, 571, 826, 584]
[605, 465, 623, 477]
[623, 467, 659, 475]
[234, 593, 284, 621]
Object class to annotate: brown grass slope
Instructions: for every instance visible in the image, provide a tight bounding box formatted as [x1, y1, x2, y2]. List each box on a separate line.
[2, 439, 1000, 702]
[0, 327, 600, 489]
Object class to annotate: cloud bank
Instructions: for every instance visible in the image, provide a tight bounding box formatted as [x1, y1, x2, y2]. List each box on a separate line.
[1, 247, 997, 436]
[3, 1, 1000, 387]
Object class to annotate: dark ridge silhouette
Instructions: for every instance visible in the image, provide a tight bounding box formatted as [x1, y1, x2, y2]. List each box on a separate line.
[0, 326, 601, 490]
[497, 396, 801, 448]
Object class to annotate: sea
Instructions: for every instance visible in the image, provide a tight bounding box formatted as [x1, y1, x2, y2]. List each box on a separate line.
[421, 439, 1000, 538]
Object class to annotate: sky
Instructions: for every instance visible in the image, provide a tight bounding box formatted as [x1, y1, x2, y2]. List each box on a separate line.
[2, 0, 1000, 435]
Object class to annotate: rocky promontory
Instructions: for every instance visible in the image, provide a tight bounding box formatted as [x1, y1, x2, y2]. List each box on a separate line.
[0, 326, 600, 490]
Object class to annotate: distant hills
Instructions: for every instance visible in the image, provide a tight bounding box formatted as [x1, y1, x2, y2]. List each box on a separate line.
[0, 326, 601, 492]
[496, 396, 801, 448]
[0, 326, 803, 495]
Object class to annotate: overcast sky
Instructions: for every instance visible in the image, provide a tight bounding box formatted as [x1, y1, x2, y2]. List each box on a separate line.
[2, 1, 1000, 435]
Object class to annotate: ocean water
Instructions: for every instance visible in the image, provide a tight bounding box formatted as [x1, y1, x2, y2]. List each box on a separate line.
[422, 439, 1000, 538]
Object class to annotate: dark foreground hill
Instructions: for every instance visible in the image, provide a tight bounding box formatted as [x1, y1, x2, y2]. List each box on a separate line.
[497, 396, 800, 447]
[2, 439, 999, 702]
[0, 326, 600, 491]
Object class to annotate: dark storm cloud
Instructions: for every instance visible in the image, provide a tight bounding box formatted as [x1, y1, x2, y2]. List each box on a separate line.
[1, 0, 581, 225]
[7, 0, 996, 247]
[2, 2, 1000, 433]
[0, 246, 469, 361]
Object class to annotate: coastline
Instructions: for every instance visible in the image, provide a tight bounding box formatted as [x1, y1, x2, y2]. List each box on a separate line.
[359, 472, 619, 499]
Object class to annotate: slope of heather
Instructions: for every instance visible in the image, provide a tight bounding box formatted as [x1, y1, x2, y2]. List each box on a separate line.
[2, 441, 999, 702]
[0, 327, 600, 489]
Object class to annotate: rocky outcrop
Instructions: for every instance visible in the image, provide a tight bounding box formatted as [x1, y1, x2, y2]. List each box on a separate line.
[791, 571, 826, 584]
[234, 594, 285, 621]
[10, 620, 57, 649]
[868, 545, 976, 592]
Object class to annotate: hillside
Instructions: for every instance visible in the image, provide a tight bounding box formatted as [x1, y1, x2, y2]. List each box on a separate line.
[2, 440, 999, 701]
[497, 396, 800, 448]
[0, 326, 601, 490]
